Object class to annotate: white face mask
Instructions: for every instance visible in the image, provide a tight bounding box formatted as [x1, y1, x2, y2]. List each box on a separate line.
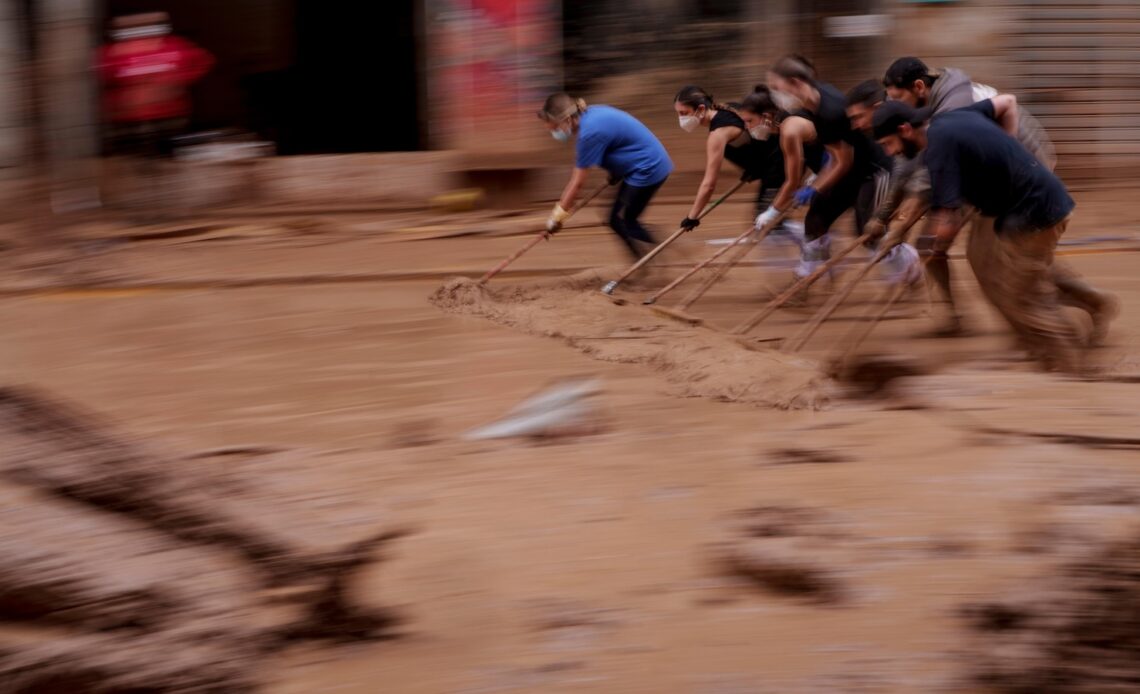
[551, 127, 571, 143]
[749, 124, 772, 141]
[678, 114, 701, 133]
[771, 90, 803, 113]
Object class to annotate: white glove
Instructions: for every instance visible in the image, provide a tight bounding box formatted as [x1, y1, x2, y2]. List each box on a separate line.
[754, 206, 781, 230]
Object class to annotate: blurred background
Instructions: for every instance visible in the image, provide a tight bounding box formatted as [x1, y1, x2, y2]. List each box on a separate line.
[3, 0, 1138, 220]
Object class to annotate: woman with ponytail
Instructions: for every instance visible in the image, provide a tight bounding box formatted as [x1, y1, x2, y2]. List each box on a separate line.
[538, 92, 673, 261]
[672, 86, 791, 241]
[741, 59, 899, 296]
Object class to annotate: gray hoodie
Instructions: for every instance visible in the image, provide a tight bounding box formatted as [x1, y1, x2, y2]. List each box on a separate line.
[873, 67, 1056, 224]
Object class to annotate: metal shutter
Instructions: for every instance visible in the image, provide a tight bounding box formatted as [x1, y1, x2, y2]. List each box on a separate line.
[1006, 0, 1140, 179]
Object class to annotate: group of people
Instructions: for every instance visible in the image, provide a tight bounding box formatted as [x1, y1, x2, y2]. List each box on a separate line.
[537, 55, 1118, 374]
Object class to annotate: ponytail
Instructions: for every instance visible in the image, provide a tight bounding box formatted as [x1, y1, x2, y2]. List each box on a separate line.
[739, 84, 780, 117]
[539, 93, 588, 122]
[674, 85, 729, 113]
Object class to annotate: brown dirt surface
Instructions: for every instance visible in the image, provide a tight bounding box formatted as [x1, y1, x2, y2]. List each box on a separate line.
[430, 272, 833, 410]
[0, 186, 1137, 692]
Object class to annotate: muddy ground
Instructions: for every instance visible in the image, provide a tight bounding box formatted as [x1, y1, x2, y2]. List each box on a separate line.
[0, 188, 1138, 692]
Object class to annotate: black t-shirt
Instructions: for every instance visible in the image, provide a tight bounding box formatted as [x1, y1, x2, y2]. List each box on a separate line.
[710, 109, 786, 188]
[796, 81, 888, 178]
[926, 100, 1074, 232]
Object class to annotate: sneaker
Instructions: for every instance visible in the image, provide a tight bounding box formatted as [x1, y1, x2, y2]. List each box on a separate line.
[879, 243, 923, 287]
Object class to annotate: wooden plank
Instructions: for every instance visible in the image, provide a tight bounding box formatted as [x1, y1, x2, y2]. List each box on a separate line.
[1011, 33, 1140, 48]
[1034, 115, 1140, 129]
[1027, 103, 1140, 117]
[1009, 62, 1140, 77]
[1011, 49, 1140, 62]
[1022, 8, 1140, 21]
[1019, 76, 1140, 90]
[1007, 22, 1140, 35]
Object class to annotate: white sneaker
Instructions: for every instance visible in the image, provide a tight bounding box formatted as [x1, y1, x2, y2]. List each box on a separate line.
[879, 243, 922, 287]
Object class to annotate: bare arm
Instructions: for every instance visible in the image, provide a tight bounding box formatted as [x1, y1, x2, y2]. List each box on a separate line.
[771, 117, 811, 211]
[686, 127, 737, 219]
[811, 139, 853, 194]
[930, 208, 965, 252]
[558, 167, 591, 211]
[988, 94, 1020, 138]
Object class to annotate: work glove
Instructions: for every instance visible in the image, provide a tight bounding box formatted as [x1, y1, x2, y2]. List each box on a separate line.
[546, 203, 571, 235]
[680, 217, 701, 231]
[754, 206, 780, 230]
[793, 186, 817, 206]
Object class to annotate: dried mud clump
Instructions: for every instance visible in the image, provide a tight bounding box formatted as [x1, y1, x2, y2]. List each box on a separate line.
[711, 505, 853, 604]
[0, 386, 405, 692]
[429, 276, 487, 310]
[961, 532, 1140, 693]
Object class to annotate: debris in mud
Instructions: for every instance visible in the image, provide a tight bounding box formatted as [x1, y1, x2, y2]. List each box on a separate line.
[710, 506, 853, 604]
[831, 353, 927, 399]
[765, 447, 853, 466]
[430, 272, 833, 410]
[0, 386, 405, 692]
[462, 376, 606, 442]
[429, 276, 487, 309]
[960, 532, 1140, 693]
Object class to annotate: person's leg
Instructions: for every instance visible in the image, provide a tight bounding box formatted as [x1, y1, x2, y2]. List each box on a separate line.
[618, 178, 664, 245]
[608, 182, 645, 261]
[971, 218, 1082, 372]
[799, 174, 862, 278]
[1051, 260, 1119, 346]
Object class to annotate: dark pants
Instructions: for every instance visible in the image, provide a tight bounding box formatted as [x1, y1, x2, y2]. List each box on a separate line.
[609, 178, 665, 260]
[804, 171, 878, 242]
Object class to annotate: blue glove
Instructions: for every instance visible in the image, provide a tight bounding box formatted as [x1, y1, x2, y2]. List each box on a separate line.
[794, 186, 817, 206]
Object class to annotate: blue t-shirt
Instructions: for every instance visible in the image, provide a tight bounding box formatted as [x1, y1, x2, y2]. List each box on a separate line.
[926, 100, 1074, 233]
[575, 105, 673, 188]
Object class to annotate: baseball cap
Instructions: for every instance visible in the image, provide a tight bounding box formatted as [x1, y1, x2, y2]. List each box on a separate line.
[871, 101, 932, 139]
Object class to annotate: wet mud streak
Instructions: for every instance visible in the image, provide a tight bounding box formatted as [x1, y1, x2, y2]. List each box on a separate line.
[431, 273, 833, 410]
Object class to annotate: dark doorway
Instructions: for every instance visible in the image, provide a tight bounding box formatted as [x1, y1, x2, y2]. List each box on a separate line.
[100, 0, 422, 154]
[284, 0, 421, 153]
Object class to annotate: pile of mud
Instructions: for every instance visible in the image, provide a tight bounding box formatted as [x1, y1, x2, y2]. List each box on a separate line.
[0, 387, 403, 692]
[962, 531, 1140, 692]
[430, 272, 832, 410]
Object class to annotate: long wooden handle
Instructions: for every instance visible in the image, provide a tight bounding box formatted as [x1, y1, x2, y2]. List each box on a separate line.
[732, 232, 872, 335]
[478, 180, 613, 285]
[674, 207, 791, 311]
[642, 226, 755, 305]
[600, 179, 747, 294]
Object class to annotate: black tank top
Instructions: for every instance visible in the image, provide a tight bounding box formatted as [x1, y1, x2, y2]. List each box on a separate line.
[797, 82, 889, 177]
[709, 109, 787, 188]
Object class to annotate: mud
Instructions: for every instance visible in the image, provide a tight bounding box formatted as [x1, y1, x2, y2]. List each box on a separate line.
[710, 506, 854, 604]
[430, 273, 833, 410]
[0, 386, 402, 692]
[963, 531, 1140, 693]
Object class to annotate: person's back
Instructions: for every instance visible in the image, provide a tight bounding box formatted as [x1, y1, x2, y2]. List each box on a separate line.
[926, 102, 1072, 232]
[98, 31, 214, 124]
[576, 105, 673, 188]
[805, 82, 889, 176]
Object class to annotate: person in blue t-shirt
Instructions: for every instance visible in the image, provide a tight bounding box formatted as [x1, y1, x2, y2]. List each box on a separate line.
[538, 93, 674, 260]
[873, 99, 1118, 372]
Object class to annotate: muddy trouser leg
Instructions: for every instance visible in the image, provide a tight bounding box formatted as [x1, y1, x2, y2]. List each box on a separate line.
[966, 216, 1081, 372]
[799, 172, 864, 277]
[609, 179, 664, 260]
